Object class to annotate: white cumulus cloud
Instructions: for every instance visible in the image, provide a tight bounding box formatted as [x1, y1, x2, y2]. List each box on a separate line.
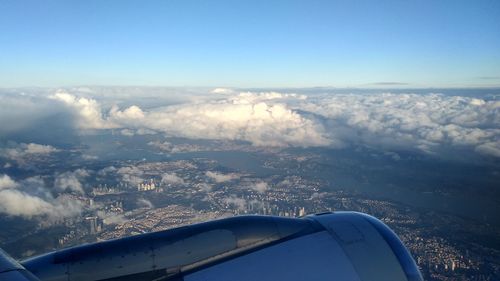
[1, 88, 499, 159]
[1, 143, 59, 160]
[222, 196, 247, 211]
[117, 166, 144, 186]
[137, 198, 154, 209]
[49, 91, 116, 130]
[0, 174, 83, 220]
[0, 174, 18, 190]
[161, 173, 185, 185]
[252, 181, 268, 193]
[54, 169, 89, 194]
[205, 171, 240, 183]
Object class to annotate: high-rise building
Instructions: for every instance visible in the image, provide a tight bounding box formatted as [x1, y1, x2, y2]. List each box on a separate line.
[86, 216, 102, 235]
[299, 207, 306, 217]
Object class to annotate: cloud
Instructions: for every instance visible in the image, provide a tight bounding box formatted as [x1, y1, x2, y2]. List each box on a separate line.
[49, 91, 116, 130]
[109, 105, 145, 128]
[117, 166, 144, 186]
[23, 143, 58, 154]
[205, 171, 240, 183]
[0, 174, 18, 190]
[96, 210, 128, 225]
[106, 91, 329, 147]
[161, 173, 185, 185]
[0, 174, 83, 220]
[119, 128, 156, 137]
[222, 196, 247, 211]
[309, 192, 328, 200]
[137, 198, 154, 209]
[82, 154, 99, 160]
[120, 129, 135, 136]
[368, 82, 409, 86]
[97, 166, 117, 176]
[0, 91, 68, 137]
[0, 87, 190, 140]
[211, 88, 234, 94]
[475, 142, 500, 157]
[1, 143, 58, 160]
[54, 169, 89, 194]
[1, 88, 499, 159]
[148, 140, 174, 151]
[197, 183, 213, 192]
[104, 90, 499, 157]
[302, 93, 500, 157]
[0, 189, 56, 217]
[111, 105, 145, 120]
[252, 181, 268, 193]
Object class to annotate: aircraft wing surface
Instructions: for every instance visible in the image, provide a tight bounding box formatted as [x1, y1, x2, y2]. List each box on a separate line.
[0, 248, 40, 281]
[9, 212, 423, 281]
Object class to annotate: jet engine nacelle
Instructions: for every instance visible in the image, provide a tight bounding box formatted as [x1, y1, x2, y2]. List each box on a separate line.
[17, 212, 422, 281]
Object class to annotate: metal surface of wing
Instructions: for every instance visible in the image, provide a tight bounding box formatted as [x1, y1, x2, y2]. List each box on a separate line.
[0, 248, 41, 281]
[20, 212, 423, 281]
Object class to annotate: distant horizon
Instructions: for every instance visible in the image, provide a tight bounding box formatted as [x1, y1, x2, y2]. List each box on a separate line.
[2, 85, 500, 90]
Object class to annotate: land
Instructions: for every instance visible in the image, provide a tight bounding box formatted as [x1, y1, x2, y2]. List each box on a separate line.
[1, 137, 499, 280]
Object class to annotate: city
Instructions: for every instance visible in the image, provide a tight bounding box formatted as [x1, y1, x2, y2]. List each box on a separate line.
[1, 1, 499, 280]
[1, 142, 498, 280]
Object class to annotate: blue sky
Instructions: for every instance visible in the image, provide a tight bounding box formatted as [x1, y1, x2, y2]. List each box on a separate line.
[1, 0, 499, 88]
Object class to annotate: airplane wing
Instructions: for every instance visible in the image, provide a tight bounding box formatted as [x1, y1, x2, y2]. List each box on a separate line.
[11, 212, 422, 281]
[0, 248, 40, 281]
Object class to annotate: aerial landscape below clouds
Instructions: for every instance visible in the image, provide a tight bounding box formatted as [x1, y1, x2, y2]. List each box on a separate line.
[0, 86, 499, 280]
[1, 0, 499, 279]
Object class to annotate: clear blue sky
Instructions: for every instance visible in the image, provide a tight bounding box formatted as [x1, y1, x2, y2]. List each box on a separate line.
[1, 0, 499, 88]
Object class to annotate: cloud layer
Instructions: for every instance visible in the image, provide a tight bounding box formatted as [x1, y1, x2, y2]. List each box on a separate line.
[304, 93, 500, 156]
[1, 88, 498, 159]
